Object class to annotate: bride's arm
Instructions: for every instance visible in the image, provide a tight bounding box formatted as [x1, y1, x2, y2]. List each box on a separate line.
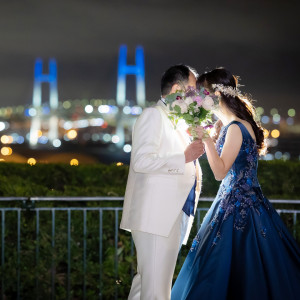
[197, 124, 242, 181]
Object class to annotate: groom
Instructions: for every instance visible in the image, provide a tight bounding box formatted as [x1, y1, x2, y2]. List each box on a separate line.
[120, 64, 204, 299]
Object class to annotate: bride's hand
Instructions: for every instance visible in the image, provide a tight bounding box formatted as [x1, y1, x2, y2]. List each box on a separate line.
[194, 126, 214, 144]
[212, 120, 223, 143]
[194, 126, 208, 140]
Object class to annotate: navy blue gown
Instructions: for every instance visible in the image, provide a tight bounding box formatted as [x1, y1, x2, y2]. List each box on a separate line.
[172, 121, 300, 300]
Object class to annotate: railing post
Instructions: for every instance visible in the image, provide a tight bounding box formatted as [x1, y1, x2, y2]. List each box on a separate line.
[83, 210, 87, 300]
[1, 210, 5, 300]
[17, 210, 21, 300]
[115, 210, 119, 300]
[51, 209, 55, 300]
[36, 210, 40, 300]
[99, 209, 103, 300]
[67, 209, 71, 300]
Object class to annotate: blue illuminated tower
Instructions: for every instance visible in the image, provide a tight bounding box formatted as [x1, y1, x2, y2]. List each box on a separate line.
[116, 45, 145, 148]
[116, 45, 145, 107]
[30, 58, 59, 146]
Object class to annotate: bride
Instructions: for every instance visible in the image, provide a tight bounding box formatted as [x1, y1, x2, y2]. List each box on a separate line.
[171, 68, 300, 300]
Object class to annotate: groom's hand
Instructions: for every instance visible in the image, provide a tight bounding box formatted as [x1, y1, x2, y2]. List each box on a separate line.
[184, 140, 205, 163]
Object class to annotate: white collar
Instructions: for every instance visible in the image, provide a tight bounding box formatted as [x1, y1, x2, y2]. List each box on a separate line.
[157, 98, 170, 112]
[160, 97, 167, 105]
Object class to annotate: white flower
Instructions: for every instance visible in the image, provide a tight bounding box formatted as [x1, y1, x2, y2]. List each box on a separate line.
[172, 100, 188, 113]
[185, 97, 194, 106]
[202, 96, 215, 111]
[171, 100, 179, 108]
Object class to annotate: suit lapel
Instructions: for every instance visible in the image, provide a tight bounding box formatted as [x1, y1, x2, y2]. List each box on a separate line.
[155, 100, 176, 129]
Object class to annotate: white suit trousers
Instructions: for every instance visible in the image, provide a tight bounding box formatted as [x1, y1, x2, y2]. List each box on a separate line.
[128, 212, 183, 300]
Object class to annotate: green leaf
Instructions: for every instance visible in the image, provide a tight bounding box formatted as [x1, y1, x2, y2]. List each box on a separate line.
[174, 105, 181, 114]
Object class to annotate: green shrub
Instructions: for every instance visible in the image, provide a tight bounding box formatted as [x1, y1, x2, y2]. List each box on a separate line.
[0, 160, 299, 199]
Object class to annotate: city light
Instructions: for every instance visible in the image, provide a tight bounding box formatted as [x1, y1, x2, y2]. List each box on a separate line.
[282, 152, 291, 161]
[90, 118, 104, 126]
[103, 134, 111, 142]
[275, 151, 282, 159]
[256, 107, 264, 115]
[1, 147, 12, 156]
[27, 158, 37, 166]
[38, 136, 48, 144]
[264, 153, 274, 160]
[288, 108, 296, 117]
[28, 108, 37, 117]
[37, 130, 43, 138]
[1, 135, 13, 144]
[123, 106, 131, 114]
[5, 108, 13, 116]
[92, 133, 100, 141]
[123, 144, 132, 153]
[42, 106, 50, 115]
[70, 158, 79, 166]
[75, 120, 89, 128]
[286, 117, 294, 125]
[16, 136, 25, 144]
[85, 105, 93, 113]
[16, 106, 24, 113]
[272, 114, 281, 124]
[67, 130, 77, 140]
[270, 108, 278, 115]
[0, 122, 5, 131]
[261, 116, 269, 124]
[271, 129, 280, 138]
[110, 106, 119, 114]
[266, 138, 278, 147]
[53, 139, 61, 147]
[116, 162, 124, 166]
[63, 121, 73, 130]
[63, 101, 71, 109]
[131, 106, 143, 115]
[263, 129, 269, 138]
[112, 135, 120, 143]
[98, 105, 110, 114]
[11, 133, 19, 142]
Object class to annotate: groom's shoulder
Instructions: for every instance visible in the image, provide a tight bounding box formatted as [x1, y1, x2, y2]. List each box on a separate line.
[138, 104, 161, 119]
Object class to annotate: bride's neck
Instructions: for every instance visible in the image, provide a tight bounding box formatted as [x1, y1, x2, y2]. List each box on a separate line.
[216, 110, 238, 126]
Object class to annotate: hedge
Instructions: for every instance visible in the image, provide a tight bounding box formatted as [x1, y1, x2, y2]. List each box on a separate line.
[0, 160, 299, 199]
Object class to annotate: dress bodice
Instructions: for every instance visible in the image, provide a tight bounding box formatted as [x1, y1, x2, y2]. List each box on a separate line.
[216, 120, 260, 190]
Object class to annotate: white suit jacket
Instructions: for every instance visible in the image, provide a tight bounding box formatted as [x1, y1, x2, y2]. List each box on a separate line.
[120, 100, 202, 237]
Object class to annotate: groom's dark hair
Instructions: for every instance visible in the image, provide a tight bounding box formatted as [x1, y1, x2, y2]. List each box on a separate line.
[161, 64, 198, 96]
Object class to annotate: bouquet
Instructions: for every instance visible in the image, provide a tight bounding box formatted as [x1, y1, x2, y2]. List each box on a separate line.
[165, 86, 219, 139]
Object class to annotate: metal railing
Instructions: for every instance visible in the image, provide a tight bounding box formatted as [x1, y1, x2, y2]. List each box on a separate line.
[0, 197, 299, 300]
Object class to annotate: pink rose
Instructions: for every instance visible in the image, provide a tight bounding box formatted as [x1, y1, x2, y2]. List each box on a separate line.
[194, 96, 203, 107]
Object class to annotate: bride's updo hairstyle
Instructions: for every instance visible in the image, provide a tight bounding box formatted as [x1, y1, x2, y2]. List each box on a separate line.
[197, 68, 267, 155]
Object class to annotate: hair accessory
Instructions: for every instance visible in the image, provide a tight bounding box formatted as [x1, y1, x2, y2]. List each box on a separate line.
[212, 83, 243, 98]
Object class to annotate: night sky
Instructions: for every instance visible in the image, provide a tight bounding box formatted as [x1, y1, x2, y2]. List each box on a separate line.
[0, 0, 299, 113]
